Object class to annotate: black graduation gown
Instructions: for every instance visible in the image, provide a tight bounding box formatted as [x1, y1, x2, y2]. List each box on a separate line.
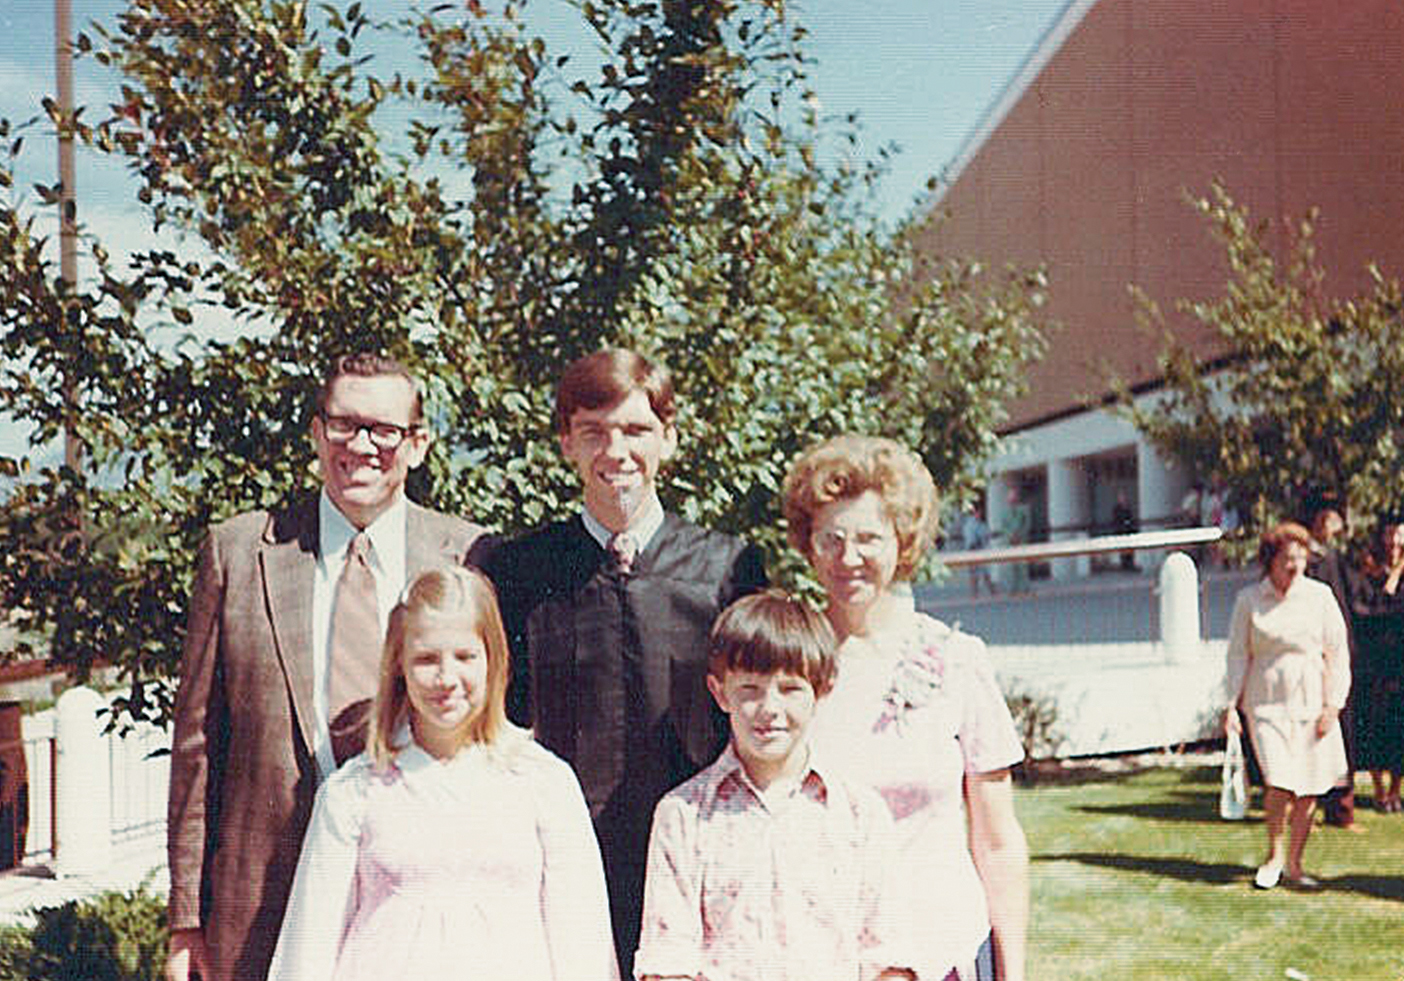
[482, 511, 767, 970]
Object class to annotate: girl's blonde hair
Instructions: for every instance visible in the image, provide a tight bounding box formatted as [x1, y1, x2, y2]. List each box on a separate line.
[367, 565, 516, 769]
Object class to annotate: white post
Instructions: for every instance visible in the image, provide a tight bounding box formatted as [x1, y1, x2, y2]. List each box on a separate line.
[1159, 551, 1200, 664]
[54, 686, 111, 877]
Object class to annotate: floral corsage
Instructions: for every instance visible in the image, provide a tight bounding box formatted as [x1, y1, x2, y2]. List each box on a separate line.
[873, 636, 947, 734]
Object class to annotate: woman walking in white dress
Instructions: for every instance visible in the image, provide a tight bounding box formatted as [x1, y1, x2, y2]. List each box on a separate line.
[268, 566, 618, 981]
[1225, 522, 1351, 891]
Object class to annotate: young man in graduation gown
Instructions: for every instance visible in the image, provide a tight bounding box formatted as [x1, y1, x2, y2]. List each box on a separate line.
[483, 349, 767, 976]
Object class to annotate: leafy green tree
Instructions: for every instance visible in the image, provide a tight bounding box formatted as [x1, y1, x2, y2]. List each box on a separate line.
[1, 0, 1047, 727]
[1122, 181, 1404, 542]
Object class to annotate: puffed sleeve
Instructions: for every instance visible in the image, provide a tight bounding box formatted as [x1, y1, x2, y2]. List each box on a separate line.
[1225, 588, 1254, 708]
[266, 760, 369, 981]
[947, 626, 1024, 773]
[532, 749, 620, 981]
[1321, 583, 1351, 710]
[633, 793, 703, 980]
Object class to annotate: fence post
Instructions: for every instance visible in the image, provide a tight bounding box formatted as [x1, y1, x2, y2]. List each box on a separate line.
[1158, 550, 1201, 663]
[54, 686, 111, 877]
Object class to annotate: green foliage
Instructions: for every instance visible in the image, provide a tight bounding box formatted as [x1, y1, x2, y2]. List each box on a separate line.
[1121, 181, 1404, 546]
[1003, 678, 1065, 784]
[0, 885, 167, 981]
[0, 0, 1047, 728]
[0, 923, 29, 981]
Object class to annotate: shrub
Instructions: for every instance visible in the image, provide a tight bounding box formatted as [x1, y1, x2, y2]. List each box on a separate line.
[0, 885, 167, 981]
[1004, 679, 1066, 785]
[0, 0, 1048, 733]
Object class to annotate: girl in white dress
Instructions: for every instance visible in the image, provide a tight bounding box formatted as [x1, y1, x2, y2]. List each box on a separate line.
[268, 566, 618, 981]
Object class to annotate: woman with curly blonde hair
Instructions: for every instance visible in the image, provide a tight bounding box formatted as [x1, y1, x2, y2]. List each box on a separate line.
[784, 435, 1028, 981]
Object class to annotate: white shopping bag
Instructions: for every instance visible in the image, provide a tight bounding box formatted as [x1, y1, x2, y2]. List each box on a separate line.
[1219, 730, 1247, 820]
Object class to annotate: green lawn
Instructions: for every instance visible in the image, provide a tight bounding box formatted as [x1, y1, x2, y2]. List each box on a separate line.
[1018, 762, 1404, 981]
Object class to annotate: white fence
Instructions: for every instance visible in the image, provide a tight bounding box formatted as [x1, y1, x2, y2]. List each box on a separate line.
[17, 701, 169, 867]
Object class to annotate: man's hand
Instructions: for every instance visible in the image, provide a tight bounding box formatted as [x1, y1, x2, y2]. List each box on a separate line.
[165, 927, 210, 981]
[1316, 706, 1340, 738]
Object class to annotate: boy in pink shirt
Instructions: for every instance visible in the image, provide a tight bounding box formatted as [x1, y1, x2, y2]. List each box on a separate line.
[634, 590, 915, 981]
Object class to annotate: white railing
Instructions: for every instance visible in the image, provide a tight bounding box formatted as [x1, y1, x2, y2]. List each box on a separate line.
[940, 525, 1224, 568]
[16, 704, 169, 867]
[926, 527, 1248, 756]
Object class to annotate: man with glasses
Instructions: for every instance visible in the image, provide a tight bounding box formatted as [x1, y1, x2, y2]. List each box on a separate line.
[165, 353, 485, 981]
[483, 348, 766, 976]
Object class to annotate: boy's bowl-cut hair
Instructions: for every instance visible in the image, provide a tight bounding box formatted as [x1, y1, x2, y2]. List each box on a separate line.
[707, 589, 838, 698]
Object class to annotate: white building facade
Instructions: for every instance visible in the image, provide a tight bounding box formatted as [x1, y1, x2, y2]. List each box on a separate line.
[983, 401, 1195, 585]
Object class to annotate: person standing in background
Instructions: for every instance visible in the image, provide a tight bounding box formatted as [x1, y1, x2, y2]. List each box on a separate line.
[1225, 523, 1350, 891]
[1302, 489, 1358, 829]
[1346, 515, 1404, 813]
[1001, 486, 1032, 595]
[1112, 492, 1138, 572]
[961, 503, 999, 597]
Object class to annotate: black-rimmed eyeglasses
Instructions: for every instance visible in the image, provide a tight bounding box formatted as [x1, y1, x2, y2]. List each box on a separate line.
[318, 413, 421, 450]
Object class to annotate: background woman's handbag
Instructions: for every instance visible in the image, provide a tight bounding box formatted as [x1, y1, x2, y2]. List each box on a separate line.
[1219, 730, 1248, 820]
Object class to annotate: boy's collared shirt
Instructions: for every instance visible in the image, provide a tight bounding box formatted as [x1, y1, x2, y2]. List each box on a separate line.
[634, 744, 911, 981]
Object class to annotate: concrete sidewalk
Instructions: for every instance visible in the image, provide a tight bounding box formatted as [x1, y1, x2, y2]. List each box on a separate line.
[0, 828, 167, 925]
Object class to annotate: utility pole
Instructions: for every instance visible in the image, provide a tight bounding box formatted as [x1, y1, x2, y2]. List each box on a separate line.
[55, 0, 81, 475]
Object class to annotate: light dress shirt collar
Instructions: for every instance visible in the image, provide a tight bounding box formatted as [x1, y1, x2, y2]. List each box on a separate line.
[708, 742, 831, 812]
[390, 726, 483, 782]
[318, 489, 409, 586]
[580, 492, 664, 555]
[1258, 573, 1307, 603]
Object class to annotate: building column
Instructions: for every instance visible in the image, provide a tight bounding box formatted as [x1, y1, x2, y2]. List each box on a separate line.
[55, 686, 111, 877]
[987, 473, 1016, 591]
[1048, 457, 1089, 580]
[1137, 438, 1184, 531]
